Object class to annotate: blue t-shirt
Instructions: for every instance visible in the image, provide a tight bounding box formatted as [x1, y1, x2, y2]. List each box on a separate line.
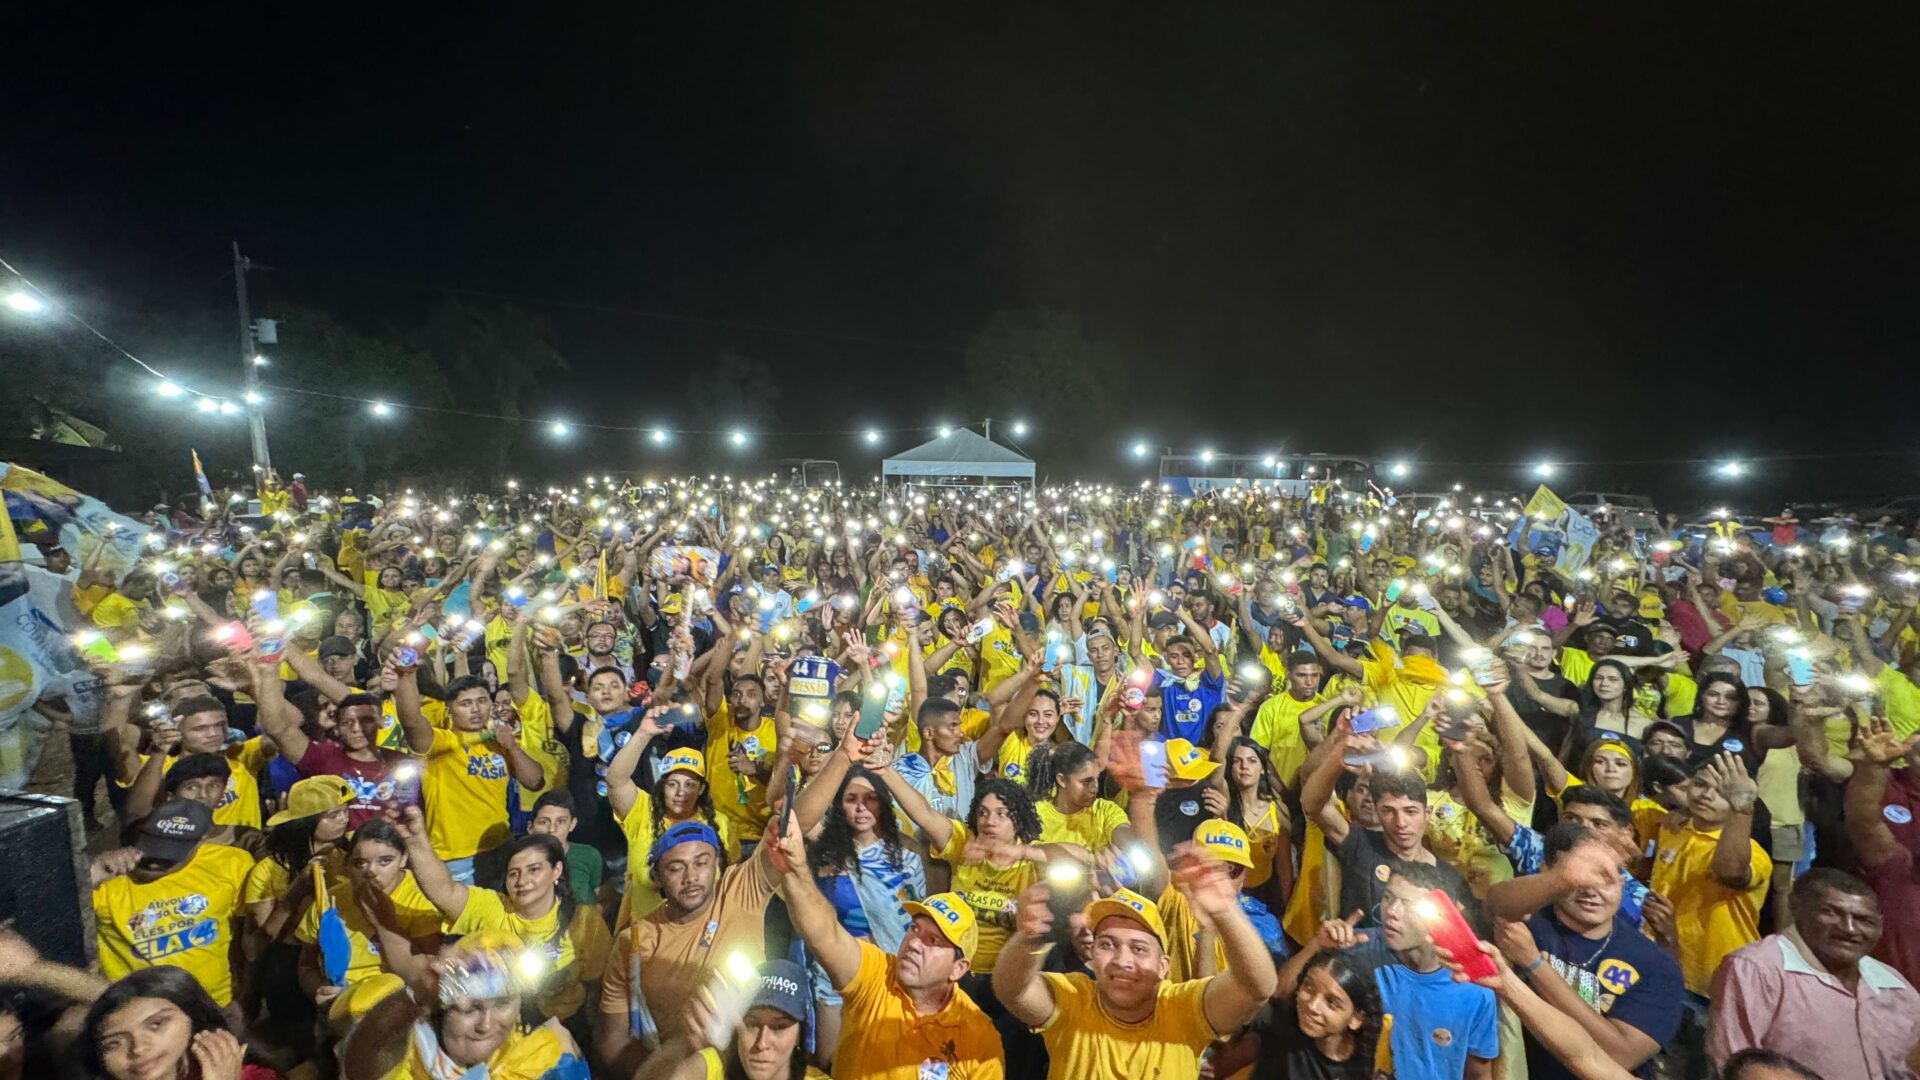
[1159, 669, 1225, 742]
[1346, 939, 1498, 1078]
[1524, 910, 1683, 1080]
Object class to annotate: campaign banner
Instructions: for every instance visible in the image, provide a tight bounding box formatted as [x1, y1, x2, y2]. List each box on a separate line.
[1505, 484, 1598, 574]
[0, 462, 152, 581]
[646, 544, 722, 586]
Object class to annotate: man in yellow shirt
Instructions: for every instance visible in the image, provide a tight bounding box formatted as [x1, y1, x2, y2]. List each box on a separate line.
[992, 866, 1277, 1080]
[768, 819, 1004, 1079]
[394, 668, 546, 884]
[108, 690, 265, 830]
[1248, 651, 1335, 785]
[1651, 752, 1770, 997]
[93, 799, 255, 1009]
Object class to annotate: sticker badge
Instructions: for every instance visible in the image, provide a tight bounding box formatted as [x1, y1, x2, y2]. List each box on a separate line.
[1885, 805, 1914, 826]
[1432, 1028, 1454, 1047]
[1375, 864, 1392, 882]
[1178, 800, 1200, 817]
[1722, 739, 1744, 753]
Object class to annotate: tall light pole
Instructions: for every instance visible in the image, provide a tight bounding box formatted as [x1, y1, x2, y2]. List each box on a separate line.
[233, 242, 271, 488]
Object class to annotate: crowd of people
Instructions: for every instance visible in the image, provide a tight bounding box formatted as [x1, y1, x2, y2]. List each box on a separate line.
[6, 467, 1920, 1080]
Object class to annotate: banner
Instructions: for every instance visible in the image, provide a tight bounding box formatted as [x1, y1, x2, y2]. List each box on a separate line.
[1506, 484, 1598, 574]
[0, 462, 152, 581]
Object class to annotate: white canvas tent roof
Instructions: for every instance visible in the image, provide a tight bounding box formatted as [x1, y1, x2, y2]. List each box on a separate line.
[882, 428, 1034, 482]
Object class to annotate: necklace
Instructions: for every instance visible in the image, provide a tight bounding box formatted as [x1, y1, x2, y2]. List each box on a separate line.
[1570, 922, 1617, 972]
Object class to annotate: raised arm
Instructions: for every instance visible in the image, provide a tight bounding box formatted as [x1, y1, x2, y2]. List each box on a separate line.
[392, 667, 437, 755]
[994, 886, 1062, 1028]
[1300, 720, 1353, 844]
[875, 765, 954, 853]
[1703, 754, 1759, 889]
[1480, 671, 1535, 800]
[767, 811, 863, 989]
[604, 708, 671, 821]
[395, 806, 470, 919]
[251, 656, 311, 763]
[1846, 717, 1919, 872]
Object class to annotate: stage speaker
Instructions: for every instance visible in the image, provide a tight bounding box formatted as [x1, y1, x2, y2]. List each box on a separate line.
[0, 792, 92, 967]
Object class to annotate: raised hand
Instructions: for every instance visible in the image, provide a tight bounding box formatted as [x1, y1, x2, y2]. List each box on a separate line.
[1014, 884, 1055, 939]
[1313, 910, 1368, 951]
[1707, 751, 1758, 813]
[1851, 715, 1919, 768]
[189, 1030, 247, 1080]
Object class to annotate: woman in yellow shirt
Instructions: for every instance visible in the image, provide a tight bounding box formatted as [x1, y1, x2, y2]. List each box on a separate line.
[399, 809, 612, 1022]
[1028, 742, 1133, 855]
[299, 818, 446, 1033]
[986, 687, 1071, 787]
[1222, 736, 1293, 907]
[603, 719, 739, 924]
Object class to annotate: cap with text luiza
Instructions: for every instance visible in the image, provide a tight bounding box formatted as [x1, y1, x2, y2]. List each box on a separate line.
[901, 892, 980, 961]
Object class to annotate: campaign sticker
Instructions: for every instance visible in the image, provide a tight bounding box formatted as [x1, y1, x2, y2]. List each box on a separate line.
[1885, 805, 1914, 826]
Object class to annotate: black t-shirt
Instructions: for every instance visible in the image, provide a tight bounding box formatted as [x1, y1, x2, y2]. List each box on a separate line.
[1507, 674, 1578, 756]
[1331, 827, 1474, 929]
[1524, 910, 1683, 1080]
[1250, 998, 1376, 1080]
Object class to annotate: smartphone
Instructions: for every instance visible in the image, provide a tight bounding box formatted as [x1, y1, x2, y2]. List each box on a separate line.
[250, 589, 279, 623]
[1413, 584, 1439, 612]
[1384, 579, 1404, 603]
[965, 618, 994, 645]
[855, 678, 891, 740]
[1785, 649, 1814, 688]
[1420, 888, 1497, 982]
[1349, 705, 1399, 736]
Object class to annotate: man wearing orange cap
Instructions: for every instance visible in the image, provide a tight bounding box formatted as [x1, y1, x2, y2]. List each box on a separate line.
[769, 810, 1004, 1078]
[993, 854, 1277, 1078]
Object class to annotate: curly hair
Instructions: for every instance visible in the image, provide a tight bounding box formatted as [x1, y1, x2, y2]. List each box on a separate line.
[649, 766, 720, 843]
[970, 778, 1043, 844]
[810, 765, 904, 877]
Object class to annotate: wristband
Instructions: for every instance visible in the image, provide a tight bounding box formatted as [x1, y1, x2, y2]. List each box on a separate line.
[1518, 955, 1547, 981]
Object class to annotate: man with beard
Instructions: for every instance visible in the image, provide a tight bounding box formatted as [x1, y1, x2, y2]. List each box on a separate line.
[1708, 869, 1920, 1079]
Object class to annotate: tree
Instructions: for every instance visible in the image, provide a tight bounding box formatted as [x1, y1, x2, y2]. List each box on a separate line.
[416, 301, 570, 479]
[962, 309, 1127, 461]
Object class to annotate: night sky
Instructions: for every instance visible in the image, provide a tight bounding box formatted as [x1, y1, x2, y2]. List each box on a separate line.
[6, 6, 1919, 504]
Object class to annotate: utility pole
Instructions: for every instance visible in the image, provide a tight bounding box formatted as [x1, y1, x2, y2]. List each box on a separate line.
[233, 242, 271, 489]
[983, 418, 992, 442]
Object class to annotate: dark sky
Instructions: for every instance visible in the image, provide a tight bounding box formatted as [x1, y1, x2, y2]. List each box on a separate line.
[6, 5, 1919, 501]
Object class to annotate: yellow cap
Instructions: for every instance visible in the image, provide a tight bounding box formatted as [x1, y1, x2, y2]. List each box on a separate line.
[1084, 887, 1168, 948]
[1165, 738, 1219, 781]
[266, 775, 354, 827]
[901, 893, 980, 961]
[1193, 819, 1255, 869]
[658, 593, 685, 615]
[328, 971, 404, 1026]
[660, 747, 706, 778]
[1637, 593, 1666, 621]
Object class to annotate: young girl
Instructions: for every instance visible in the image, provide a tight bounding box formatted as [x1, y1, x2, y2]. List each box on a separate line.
[79, 968, 274, 1080]
[296, 819, 444, 1035]
[1026, 741, 1133, 854]
[606, 731, 738, 923]
[1573, 658, 1660, 749]
[1216, 933, 1387, 1079]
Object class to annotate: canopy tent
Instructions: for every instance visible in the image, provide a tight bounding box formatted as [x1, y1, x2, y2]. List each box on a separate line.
[881, 428, 1034, 484]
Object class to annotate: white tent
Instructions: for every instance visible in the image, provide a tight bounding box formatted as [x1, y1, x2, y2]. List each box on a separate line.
[882, 428, 1034, 484]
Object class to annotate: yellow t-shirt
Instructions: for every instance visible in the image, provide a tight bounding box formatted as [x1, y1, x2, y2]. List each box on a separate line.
[707, 701, 778, 834]
[902, 705, 991, 756]
[614, 791, 739, 922]
[90, 592, 147, 629]
[295, 870, 443, 987]
[127, 743, 265, 830]
[448, 889, 612, 1019]
[994, 731, 1051, 786]
[1380, 605, 1440, 648]
[1238, 800, 1287, 891]
[1155, 886, 1227, 984]
[242, 858, 290, 910]
[978, 625, 1023, 695]
[361, 572, 411, 632]
[1036, 971, 1214, 1080]
[1650, 820, 1771, 995]
[1036, 799, 1128, 852]
[1249, 690, 1331, 786]
[422, 728, 513, 860]
[932, 821, 1039, 974]
[1878, 664, 1920, 739]
[379, 1027, 571, 1080]
[512, 692, 569, 813]
[484, 615, 513, 686]
[93, 844, 256, 1006]
[831, 941, 1006, 1080]
[1425, 787, 1533, 897]
[1560, 647, 1595, 688]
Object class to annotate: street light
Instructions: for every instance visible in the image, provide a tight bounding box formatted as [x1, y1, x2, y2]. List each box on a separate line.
[251, 354, 269, 367]
[370, 401, 392, 417]
[863, 429, 881, 445]
[1131, 441, 1150, 459]
[1200, 449, 1215, 464]
[1389, 461, 1410, 479]
[218, 401, 239, 415]
[550, 421, 571, 438]
[156, 380, 183, 398]
[195, 397, 218, 413]
[649, 428, 669, 445]
[1010, 421, 1029, 437]
[937, 425, 952, 438]
[729, 430, 748, 448]
[1534, 461, 1557, 479]
[1717, 460, 1746, 479]
[4, 290, 44, 315]
[242, 391, 262, 405]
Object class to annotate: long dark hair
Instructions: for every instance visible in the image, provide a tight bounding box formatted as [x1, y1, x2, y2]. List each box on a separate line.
[1576, 658, 1637, 716]
[649, 766, 719, 843]
[1296, 951, 1386, 1078]
[810, 765, 904, 877]
[78, 968, 232, 1080]
[970, 778, 1043, 844]
[1025, 741, 1096, 803]
[1687, 672, 1752, 733]
[1222, 736, 1283, 835]
[264, 812, 337, 874]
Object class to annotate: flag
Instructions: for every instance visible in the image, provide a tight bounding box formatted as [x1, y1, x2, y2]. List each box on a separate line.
[191, 449, 211, 497]
[313, 862, 352, 985]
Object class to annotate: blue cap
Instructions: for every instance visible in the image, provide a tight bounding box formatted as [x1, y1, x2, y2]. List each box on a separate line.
[749, 959, 810, 1022]
[649, 821, 722, 866]
[1342, 595, 1371, 613]
[1762, 586, 1789, 605]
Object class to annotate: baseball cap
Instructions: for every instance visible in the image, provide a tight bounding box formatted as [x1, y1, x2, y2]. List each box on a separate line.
[649, 820, 722, 866]
[901, 892, 980, 961]
[658, 594, 685, 615]
[1164, 738, 1218, 781]
[1147, 611, 1181, 631]
[1193, 819, 1255, 869]
[660, 747, 706, 778]
[748, 959, 811, 1022]
[1636, 593, 1666, 621]
[1342, 595, 1372, 613]
[317, 635, 357, 661]
[266, 775, 355, 827]
[1084, 887, 1168, 948]
[137, 800, 211, 864]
